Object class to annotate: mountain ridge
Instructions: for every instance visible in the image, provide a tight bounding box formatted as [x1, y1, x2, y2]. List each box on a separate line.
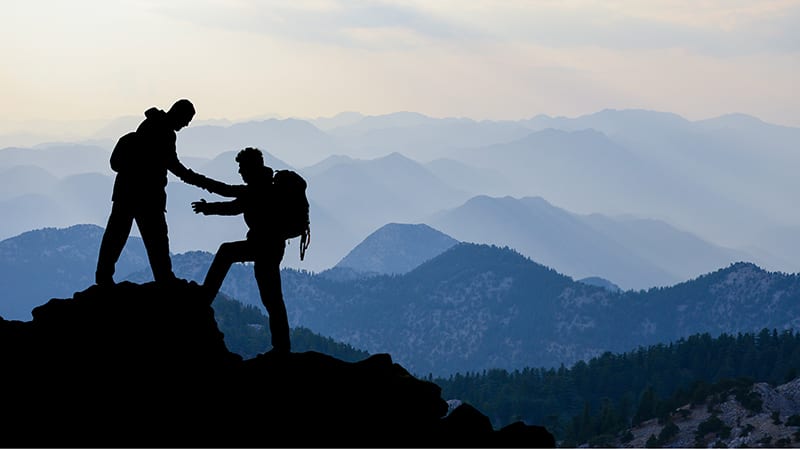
[429, 194, 758, 290]
[333, 222, 460, 275]
[277, 243, 800, 376]
[3, 224, 799, 378]
[3, 107, 800, 276]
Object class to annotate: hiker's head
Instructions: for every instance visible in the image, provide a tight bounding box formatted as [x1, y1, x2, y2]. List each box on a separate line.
[236, 147, 272, 184]
[167, 99, 195, 131]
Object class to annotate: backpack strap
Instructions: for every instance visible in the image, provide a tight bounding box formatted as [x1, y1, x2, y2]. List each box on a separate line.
[299, 226, 310, 261]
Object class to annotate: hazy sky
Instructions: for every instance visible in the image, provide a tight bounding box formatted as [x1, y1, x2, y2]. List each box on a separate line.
[3, 0, 799, 134]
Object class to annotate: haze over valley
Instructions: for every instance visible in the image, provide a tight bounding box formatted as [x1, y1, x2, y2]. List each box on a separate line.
[1, 108, 798, 292]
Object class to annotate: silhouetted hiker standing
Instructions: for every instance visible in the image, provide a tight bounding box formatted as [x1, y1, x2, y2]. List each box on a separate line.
[191, 147, 291, 354]
[96, 98, 206, 286]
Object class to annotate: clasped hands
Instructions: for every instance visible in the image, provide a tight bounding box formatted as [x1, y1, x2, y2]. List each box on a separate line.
[184, 169, 212, 215]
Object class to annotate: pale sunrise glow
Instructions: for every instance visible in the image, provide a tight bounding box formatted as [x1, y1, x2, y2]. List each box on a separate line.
[2, 0, 798, 134]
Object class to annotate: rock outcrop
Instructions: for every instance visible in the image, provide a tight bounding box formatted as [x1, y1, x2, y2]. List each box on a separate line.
[0, 279, 555, 448]
[615, 378, 800, 448]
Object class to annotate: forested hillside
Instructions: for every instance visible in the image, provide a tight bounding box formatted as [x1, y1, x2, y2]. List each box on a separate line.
[433, 329, 800, 445]
[211, 293, 370, 362]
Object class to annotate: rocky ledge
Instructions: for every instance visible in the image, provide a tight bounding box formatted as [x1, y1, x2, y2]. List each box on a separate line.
[0, 279, 555, 448]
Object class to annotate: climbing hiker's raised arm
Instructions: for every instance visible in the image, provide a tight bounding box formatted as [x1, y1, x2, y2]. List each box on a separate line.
[192, 198, 243, 216]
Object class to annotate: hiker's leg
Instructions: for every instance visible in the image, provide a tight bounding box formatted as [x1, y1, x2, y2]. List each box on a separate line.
[254, 242, 289, 352]
[135, 208, 175, 283]
[203, 240, 252, 301]
[95, 202, 134, 285]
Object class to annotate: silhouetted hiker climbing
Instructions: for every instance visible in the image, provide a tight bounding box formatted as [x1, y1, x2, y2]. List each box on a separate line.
[96, 98, 208, 286]
[191, 147, 293, 355]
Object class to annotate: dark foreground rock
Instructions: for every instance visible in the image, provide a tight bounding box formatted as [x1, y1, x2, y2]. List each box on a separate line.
[0, 279, 555, 448]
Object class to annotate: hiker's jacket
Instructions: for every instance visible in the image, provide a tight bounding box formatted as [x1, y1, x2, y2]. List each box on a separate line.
[193, 169, 283, 245]
[112, 107, 195, 209]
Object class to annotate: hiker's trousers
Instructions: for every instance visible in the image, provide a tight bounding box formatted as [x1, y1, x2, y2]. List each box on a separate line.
[96, 200, 174, 284]
[203, 239, 290, 352]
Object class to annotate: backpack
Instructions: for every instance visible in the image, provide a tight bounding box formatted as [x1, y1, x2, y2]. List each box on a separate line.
[109, 131, 139, 173]
[272, 169, 311, 260]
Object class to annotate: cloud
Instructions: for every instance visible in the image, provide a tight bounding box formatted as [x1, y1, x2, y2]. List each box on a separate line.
[2, 1, 797, 127]
[148, 1, 799, 56]
[435, 1, 800, 57]
[152, 0, 477, 50]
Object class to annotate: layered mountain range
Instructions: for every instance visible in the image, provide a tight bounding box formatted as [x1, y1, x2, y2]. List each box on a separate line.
[2, 109, 799, 289]
[3, 224, 800, 378]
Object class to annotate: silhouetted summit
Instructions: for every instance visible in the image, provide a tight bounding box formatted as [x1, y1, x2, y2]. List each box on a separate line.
[334, 222, 459, 276]
[0, 279, 554, 448]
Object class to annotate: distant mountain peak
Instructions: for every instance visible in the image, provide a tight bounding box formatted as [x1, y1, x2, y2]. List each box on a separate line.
[590, 108, 690, 122]
[696, 261, 766, 282]
[377, 151, 414, 162]
[376, 111, 430, 120]
[699, 112, 767, 126]
[578, 276, 622, 293]
[411, 241, 567, 282]
[709, 261, 769, 284]
[727, 261, 763, 270]
[460, 194, 554, 211]
[334, 223, 459, 275]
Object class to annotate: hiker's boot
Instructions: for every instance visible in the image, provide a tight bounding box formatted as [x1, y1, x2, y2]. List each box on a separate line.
[263, 346, 290, 359]
[95, 272, 115, 287]
[156, 273, 184, 287]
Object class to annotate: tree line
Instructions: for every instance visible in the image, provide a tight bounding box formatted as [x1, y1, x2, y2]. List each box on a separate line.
[211, 292, 800, 445]
[432, 328, 800, 445]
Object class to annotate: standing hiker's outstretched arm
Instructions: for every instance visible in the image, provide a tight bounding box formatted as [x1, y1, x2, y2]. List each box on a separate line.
[186, 171, 246, 197]
[166, 151, 245, 197]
